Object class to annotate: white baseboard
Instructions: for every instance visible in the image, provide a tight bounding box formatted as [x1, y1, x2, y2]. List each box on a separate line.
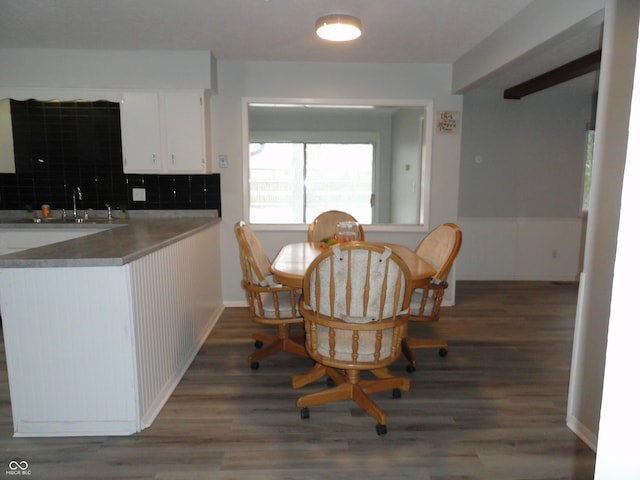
[224, 300, 249, 308]
[457, 274, 580, 282]
[567, 414, 598, 452]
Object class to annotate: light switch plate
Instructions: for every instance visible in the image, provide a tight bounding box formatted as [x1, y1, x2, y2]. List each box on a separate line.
[219, 154, 229, 168]
[132, 188, 146, 201]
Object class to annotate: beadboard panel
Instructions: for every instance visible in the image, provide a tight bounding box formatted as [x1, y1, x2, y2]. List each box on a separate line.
[456, 217, 585, 281]
[129, 224, 222, 428]
[0, 266, 139, 436]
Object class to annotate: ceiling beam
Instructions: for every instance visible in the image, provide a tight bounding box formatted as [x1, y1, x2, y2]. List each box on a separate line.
[504, 50, 601, 99]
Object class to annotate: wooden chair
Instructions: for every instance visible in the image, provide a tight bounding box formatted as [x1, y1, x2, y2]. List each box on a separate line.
[307, 210, 365, 242]
[234, 221, 307, 369]
[292, 242, 411, 435]
[402, 222, 462, 372]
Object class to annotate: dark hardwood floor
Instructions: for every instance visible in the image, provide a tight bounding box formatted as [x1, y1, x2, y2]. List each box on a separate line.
[0, 281, 596, 479]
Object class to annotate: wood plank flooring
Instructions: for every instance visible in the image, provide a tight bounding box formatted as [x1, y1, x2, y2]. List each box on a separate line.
[0, 281, 596, 479]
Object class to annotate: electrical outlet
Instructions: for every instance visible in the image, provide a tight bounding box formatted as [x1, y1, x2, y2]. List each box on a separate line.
[219, 154, 229, 168]
[132, 188, 146, 202]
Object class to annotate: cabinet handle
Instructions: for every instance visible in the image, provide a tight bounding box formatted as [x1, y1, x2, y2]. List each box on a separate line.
[152, 153, 157, 165]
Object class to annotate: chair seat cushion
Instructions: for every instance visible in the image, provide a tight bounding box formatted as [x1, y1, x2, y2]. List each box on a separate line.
[258, 274, 280, 287]
[255, 291, 299, 318]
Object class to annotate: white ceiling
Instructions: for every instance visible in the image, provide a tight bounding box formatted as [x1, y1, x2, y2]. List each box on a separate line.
[0, 0, 602, 91]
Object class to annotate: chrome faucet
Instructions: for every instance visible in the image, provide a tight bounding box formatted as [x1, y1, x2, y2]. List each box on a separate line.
[72, 187, 82, 219]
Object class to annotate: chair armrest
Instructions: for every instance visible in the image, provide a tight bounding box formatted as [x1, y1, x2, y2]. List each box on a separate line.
[425, 279, 448, 291]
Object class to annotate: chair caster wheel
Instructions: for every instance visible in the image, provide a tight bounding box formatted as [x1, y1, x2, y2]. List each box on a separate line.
[392, 388, 402, 399]
[406, 364, 416, 373]
[254, 340, 263, 349]
[376, 424, 387, 435]
[300, 407, 310, 420]
[438, 348, 448, 358]
[250, 361, 260, 370]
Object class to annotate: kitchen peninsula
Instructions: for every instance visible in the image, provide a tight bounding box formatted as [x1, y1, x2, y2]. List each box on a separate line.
[0, 216, 222, 437]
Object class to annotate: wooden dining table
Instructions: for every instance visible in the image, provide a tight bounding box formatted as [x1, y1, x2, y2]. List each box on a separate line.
[270, 241, 436, 289]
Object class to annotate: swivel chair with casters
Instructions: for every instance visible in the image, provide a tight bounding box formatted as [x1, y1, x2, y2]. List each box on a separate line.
[234, 221, 307, 369]
[403, 222, 462, 372]
[292, 241, 411, 435]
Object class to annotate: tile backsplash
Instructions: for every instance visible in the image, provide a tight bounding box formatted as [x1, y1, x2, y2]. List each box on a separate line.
[0, 99, 221, 215]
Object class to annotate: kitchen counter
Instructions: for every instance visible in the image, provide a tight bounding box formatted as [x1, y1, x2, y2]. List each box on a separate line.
[0, 216, 220, 267]
[0, 215, 223, 437]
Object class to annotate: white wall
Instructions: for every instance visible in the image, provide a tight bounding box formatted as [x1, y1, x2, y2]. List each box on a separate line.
[595, 5, 640, 476]
[214, 60, 463, 304]
[568, 0, 639, 452]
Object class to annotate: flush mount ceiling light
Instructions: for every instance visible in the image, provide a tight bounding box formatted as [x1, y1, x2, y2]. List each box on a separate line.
[315, 14, 362, 42]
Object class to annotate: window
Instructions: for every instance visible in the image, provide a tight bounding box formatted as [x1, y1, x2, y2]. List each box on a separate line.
[249, 141, 374, 224]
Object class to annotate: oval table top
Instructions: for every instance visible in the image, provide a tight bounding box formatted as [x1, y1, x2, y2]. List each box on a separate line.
[270, 241, 436, 289]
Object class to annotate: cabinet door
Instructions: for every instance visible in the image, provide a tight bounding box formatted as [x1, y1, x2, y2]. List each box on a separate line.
[121, 92, 163, 173]
[0, 100, 16, 173]
[164, 92, 206, 173]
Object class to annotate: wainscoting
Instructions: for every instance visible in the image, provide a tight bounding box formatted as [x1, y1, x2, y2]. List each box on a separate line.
[456, 217, 586, 281]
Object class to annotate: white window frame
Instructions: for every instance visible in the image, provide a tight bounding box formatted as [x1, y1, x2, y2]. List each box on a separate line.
[242, 97, 433, 233]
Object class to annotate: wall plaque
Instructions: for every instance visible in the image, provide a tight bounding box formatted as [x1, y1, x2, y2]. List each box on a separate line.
[436, 110, 459, 133]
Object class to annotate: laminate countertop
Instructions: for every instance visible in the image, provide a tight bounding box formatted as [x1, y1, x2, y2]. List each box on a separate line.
[0, 217, 220, 268]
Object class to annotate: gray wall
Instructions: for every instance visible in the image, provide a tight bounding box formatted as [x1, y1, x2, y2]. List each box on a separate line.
[460, 88, 595, 218]
[455, 87, 594, 282]
[391, 108, 423, 224]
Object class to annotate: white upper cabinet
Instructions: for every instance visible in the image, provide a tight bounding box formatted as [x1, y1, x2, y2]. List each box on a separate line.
[120, 91, 212, 174]
[121, 92, 163, 173]
[0, 99, 16, 173]
[163, 92, 211, 173]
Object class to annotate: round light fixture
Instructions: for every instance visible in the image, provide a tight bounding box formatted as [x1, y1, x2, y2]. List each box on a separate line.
[315, 14, 362, 42]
